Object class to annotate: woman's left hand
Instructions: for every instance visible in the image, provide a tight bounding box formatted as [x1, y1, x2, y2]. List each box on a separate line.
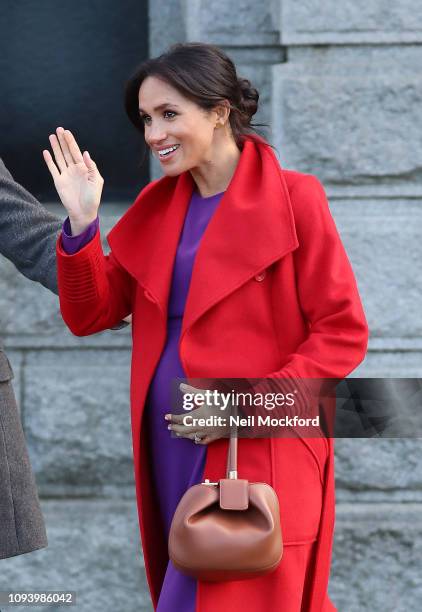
[165, 383, 232, 445]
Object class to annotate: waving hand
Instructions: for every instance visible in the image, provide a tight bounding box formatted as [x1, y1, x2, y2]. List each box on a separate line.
[43, 127, 103, 234]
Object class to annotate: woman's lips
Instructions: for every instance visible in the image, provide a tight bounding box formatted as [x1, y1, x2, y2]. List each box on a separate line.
[157, 145, 180, 162]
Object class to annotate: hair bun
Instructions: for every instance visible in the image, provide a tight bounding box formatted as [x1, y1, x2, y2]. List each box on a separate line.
[238, 77, 259, 123]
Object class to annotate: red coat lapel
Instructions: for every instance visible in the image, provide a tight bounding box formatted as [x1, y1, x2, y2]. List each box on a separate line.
[107, 135, 299, 335]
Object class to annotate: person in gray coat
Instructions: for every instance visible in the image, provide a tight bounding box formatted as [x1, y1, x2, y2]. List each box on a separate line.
[0, 158, 61, 559]
[0, 159, 131, 560]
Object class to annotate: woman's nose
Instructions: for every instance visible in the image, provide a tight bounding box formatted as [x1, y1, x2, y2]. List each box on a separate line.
[147, 126, 168, 145]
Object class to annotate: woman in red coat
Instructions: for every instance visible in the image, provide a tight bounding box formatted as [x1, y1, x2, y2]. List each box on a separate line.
[43, 42, 368, 611]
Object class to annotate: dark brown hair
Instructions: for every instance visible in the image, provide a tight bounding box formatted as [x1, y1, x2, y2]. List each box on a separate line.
[124, 42, 274, 163]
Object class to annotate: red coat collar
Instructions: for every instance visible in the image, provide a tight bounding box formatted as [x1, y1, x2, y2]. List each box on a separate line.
[107, 135, 299, 335]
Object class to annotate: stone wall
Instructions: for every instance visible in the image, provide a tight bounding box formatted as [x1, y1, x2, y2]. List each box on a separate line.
[1, 1, 421, 610]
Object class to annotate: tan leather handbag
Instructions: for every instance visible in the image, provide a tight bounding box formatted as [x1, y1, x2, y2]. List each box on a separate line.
[168, 433, 283, 581]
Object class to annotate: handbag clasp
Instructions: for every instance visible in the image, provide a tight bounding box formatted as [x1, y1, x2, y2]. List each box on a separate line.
[201, 479, 219, 486]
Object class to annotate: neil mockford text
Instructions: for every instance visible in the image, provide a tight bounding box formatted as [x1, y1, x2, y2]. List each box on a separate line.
[181, 414, 320, 428]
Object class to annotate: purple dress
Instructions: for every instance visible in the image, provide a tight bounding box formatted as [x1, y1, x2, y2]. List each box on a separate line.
[145, 188, 224, 611]
[61, 187, 225, 611]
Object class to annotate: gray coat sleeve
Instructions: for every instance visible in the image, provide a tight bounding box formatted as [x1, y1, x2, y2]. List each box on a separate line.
[0, 158, 62, 295]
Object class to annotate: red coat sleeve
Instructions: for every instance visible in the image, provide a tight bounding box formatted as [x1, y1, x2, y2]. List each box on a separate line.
[281, 174, 369, 377]
[56, 227, 134, 336]
[240, 174, 369, 423]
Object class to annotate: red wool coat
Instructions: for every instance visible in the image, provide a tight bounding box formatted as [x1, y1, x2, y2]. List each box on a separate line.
[56, 135, 369, 611]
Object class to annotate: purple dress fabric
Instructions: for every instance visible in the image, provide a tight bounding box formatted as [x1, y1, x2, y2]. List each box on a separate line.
[61, 215, 99, 254]
[61, 189, 224, 611]
[145, 188, 224, 611]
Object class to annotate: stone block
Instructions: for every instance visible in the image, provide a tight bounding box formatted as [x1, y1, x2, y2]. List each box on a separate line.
[184, 0, 279, 45]
[23, 350, 133, 495]
[281, 0, 422, 44]
[335, 439, 422, 501]
[328, 200, 422, 340]
[271, 62, 422, 194]
[331, 503, 422, 611]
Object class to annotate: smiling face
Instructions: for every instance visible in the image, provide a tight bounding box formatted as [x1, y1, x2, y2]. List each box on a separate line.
[138, 76, 224, 176]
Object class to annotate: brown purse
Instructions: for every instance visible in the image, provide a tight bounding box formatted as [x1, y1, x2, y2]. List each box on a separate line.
[168, 432, 283, 582]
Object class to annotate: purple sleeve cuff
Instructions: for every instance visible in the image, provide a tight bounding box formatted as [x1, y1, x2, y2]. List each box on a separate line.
[61, 216, 99, 255]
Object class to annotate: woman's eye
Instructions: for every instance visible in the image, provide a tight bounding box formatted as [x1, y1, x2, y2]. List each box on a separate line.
[140, 110, 176, 124]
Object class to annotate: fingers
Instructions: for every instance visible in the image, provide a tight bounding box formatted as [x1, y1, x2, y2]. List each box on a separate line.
[56, 127, 75, 166]
[173, 430, 209, 444]
[45, 127, 86, 173]
[168, 412, 185, 425]
[180, 383, 201, 394]
[63, 129, 84, 164]
[48, 131, 67, 172]
[169, 421, 198, 435]
[42, 149, 60, 182]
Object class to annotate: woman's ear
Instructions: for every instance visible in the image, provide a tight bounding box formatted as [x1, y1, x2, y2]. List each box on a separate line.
[213, 100, 231, 128]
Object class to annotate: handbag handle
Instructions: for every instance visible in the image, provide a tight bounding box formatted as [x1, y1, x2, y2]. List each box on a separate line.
[226, 436, 238, 479]
[226, 400, 238, 479]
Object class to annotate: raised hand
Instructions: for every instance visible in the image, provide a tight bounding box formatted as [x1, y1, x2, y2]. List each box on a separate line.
[165, 383, 233, 445]
[43, 127, 104, 235]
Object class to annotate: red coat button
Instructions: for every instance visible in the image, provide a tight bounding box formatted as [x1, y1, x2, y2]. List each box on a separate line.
[254, 271, 266, 282]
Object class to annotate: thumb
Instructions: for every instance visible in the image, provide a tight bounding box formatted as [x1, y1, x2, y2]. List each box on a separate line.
[83, 150, 103, 183]
[83, 150, 97, 171]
